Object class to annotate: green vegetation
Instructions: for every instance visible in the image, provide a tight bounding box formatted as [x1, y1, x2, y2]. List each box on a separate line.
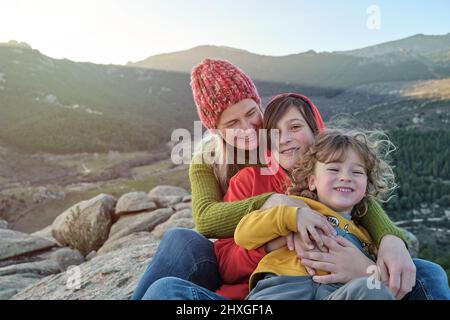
[0, 46, 337, 154]
[380, 129, 450, 282]
[0, 46, 197, 153]
[385, 129, 450, 220]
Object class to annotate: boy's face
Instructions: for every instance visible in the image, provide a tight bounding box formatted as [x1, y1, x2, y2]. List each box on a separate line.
[308, 148, 367, 213]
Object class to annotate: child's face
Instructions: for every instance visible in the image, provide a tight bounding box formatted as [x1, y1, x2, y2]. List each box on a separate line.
[308, 147, 367, 213]
[273, 105, 315, 171]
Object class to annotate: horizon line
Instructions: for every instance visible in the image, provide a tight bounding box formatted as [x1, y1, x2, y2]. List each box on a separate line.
[1, 31, 449, 66]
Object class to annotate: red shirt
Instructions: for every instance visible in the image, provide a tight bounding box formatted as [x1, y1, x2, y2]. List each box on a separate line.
[214, 162, 291, 299]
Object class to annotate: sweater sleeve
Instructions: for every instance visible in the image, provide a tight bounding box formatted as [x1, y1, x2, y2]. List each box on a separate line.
[189, 154, 273, 238]
[356, 200, 407, 246]
[234, 205, 298, 250]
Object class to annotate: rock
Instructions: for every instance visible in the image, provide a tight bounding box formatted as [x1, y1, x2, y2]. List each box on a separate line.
[149, 195, 182, 208]
[4, 188, 195, 300]
[0, 229, 56, 261]
[171, 209, 193, 220]
[148, 185, 189, 198]
[151, 209, 194, 240]
[0, 248, 84, 300]
[52, 248, 85, 272]
[97, 232, 153, 257]
[400, 228, 419, 257]
[0, 259, 61, 277]
[173, 202, 192, 211]
[31, 225, 61, 246]
[0, 219, 8, 229]
[1, 289, 22, 300]
[151, 219, 195, 240]
[106, 208, 174, 243]
[114, 192, 157, 218]
[51, 194, 116, 256]
[0, 245, 58, 269]
[182, 195, 192, 202]
[0, 274, 43, 300]
[11, 235, 160, 300]
[85, 251, 97, 261]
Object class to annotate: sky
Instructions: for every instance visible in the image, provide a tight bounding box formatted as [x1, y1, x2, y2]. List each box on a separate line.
[1, 0, 450, 65]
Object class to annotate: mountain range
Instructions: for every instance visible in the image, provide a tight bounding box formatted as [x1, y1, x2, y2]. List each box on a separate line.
[0, 34, 449, 154]
[129, 33, 450, 89]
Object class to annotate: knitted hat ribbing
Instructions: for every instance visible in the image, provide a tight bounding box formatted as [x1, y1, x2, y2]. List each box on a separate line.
[190, 59, 261, 129]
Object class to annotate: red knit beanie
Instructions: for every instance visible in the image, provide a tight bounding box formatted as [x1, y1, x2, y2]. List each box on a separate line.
[190, 59, 261, 130]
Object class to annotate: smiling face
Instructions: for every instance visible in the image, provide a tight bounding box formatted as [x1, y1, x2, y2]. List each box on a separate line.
[274, 105, 315, 171]
[308, 147, 368, 213]
[216, 98, 263, 151]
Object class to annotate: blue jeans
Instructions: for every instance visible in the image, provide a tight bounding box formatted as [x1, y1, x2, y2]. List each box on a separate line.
[132, 228, 450, 300]
[142, 277, 228, 300]
[131, 228, 222, 300]
[403, 258, 450, 300]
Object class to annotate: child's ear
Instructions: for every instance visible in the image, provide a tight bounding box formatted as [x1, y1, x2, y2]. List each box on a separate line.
[308, 175, 316, 191]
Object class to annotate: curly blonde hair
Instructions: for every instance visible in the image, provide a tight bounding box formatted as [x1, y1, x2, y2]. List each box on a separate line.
[287, 128, 397, 218]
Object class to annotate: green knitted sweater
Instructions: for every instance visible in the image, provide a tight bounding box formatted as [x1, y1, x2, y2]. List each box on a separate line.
[189, 154, 406, 245]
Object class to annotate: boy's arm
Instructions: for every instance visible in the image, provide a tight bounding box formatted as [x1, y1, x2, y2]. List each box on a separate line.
[234, 205, 298, 250]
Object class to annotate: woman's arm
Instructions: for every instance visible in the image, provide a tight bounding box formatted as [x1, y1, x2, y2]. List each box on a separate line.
[357, 200, 407, 246]
[355, 201, 417, 298]
[189, 156, 273, 238]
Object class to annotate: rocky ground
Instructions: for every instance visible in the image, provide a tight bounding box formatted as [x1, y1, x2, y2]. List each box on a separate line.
[0, 185, 194, 300]
[0, 184, 419, 300]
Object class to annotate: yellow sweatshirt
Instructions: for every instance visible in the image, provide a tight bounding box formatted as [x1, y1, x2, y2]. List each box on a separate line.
[234, 196, 374, 290]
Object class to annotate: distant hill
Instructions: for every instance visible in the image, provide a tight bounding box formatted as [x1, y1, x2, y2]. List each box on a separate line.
[0, 43, 198, 153]
[128, 34, 450, 88]
[0, 43, 335, 154]
[1, 35, 450, 154]
[343, 33, 450, 59]
[343, 33, 450, 76]
[0, 40, 32, 50]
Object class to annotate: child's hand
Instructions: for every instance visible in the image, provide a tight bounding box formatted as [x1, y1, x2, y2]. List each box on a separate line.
[264, 236, 287, 253]
[286, 231, 326, 276]
[296, 207, 337, 251]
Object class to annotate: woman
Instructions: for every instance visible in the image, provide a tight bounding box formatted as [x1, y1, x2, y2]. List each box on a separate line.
[131, 59, 447, 300]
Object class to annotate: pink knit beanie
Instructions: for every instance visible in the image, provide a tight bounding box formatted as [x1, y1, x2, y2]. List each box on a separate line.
[190, 59, 261, 130]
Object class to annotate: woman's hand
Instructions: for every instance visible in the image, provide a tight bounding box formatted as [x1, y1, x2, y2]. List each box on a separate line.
[265, 232, 324, 276]
[285, 232, 320, 276]
[296, 207, 337, 251]
[377, 235, 416, 299]
[300, 235, 376, 284]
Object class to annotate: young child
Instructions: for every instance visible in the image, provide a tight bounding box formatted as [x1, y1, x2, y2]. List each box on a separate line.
[234, 129, 397, 299]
